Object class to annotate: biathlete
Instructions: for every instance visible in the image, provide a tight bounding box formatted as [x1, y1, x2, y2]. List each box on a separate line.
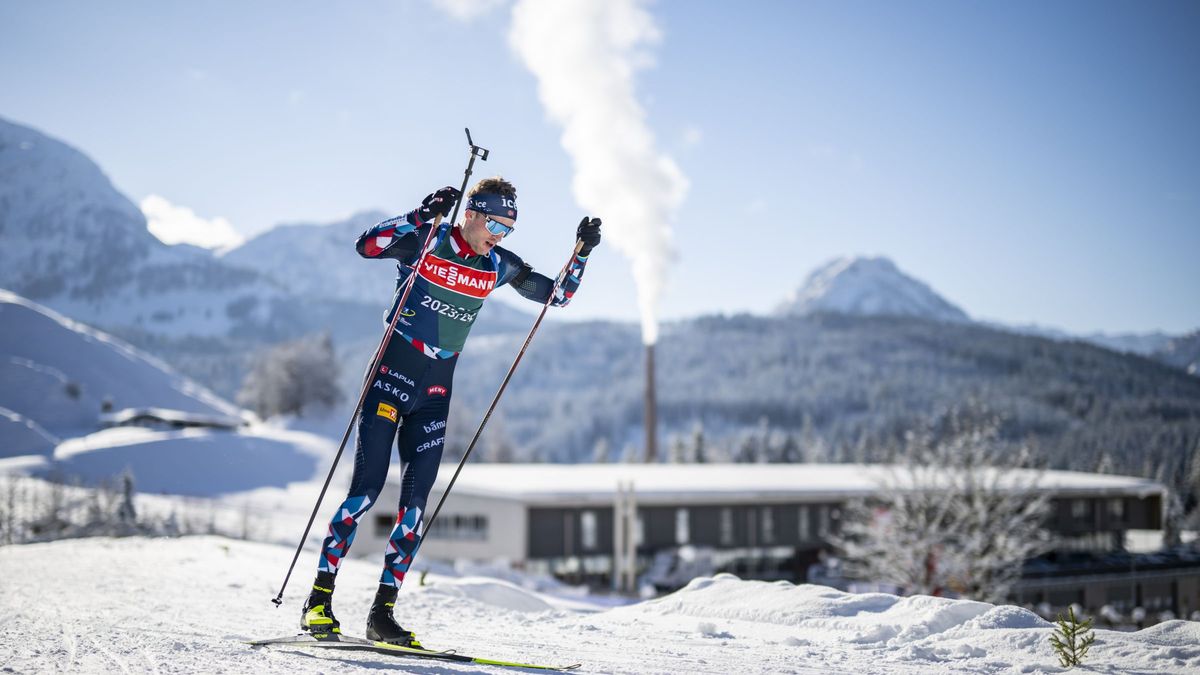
[300, 177, 602, 646]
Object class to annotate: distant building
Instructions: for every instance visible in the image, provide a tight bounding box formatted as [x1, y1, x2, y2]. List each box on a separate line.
[357, 463, 1197, 618]
[99, 407, 244, 431]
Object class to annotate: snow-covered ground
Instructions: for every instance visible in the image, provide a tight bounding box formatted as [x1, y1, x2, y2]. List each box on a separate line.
[3, 536, 1198, 674]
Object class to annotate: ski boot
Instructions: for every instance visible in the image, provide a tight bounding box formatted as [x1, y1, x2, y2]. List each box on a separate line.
[366, 584, 422, 648]
[300, 571, 341, 640]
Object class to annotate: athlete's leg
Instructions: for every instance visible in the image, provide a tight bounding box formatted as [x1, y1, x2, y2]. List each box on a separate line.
[315, 360, 417, 575]
[378, 363, 453, 588]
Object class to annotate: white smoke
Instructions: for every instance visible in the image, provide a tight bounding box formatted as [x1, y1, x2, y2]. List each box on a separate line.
[508, 0, 687, 344]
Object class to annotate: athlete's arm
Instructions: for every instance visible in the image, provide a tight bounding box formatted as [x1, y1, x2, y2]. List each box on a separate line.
[355, 214, 421, 260]
[355, 187, 460, 261]
[495, 247, 590, 308]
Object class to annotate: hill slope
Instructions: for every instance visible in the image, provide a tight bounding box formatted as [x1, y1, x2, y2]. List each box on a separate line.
[0, 290, 240, 456]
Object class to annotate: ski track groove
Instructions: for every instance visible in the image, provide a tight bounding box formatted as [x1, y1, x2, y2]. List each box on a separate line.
[88, 636, 132, 675]
[140, 646, 161, 675]
[59, 622, 77, 670]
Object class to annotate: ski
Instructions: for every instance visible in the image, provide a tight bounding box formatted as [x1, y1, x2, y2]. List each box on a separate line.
[247, 633, 581, 671]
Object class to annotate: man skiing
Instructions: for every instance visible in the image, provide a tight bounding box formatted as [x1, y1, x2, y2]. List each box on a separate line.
[300, 177, 601, 646]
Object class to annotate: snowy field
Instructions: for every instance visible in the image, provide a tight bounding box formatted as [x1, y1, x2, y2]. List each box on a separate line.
[2, 537, 1198, 674]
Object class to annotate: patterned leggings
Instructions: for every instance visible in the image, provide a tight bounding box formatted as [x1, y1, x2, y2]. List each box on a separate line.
[317, 338, 454, 588]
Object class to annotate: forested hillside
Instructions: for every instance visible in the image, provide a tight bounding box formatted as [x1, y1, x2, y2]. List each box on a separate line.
[451, 312, 1200, 507]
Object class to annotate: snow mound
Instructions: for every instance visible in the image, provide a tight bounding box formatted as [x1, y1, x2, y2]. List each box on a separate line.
[625, 575, 997, 647]
[43, 427, 317, 496]
[1135, 619, 1200, 646]
[961, 605, 1050, 630]
[422, 576, 556, 613]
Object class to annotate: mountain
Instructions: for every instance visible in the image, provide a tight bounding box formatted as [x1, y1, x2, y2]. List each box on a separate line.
[776, 256, 1196, 376]
[448, 312, 1200, 495]
[1155, 331, 1200, 376]
[0, 117, 536, 400]
[0, 116, 306, 339]
[221, 210, 392, 302]
[777, 256, 970, 323]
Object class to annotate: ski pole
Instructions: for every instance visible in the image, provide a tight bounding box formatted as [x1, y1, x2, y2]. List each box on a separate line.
[271, 129, 489, 606]
[423, 239, 586, 536]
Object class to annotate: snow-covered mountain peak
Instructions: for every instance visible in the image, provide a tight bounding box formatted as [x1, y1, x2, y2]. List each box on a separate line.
[0, 117, 160, 300]
[778, 256, 970, 323]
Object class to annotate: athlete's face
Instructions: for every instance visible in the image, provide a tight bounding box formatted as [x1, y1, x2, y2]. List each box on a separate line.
[461, 209, 515, 255]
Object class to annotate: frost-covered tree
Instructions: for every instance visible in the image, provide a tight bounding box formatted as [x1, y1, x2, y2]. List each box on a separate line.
[592, 437, 612, 463]
[690, 422, 707, 464]
[668, 434, 690, 463]
[238, 333, 341, 418]
[833, 420, 1051, 603]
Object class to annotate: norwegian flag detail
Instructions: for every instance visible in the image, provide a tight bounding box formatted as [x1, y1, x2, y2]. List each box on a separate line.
[357, 215, 416, 258]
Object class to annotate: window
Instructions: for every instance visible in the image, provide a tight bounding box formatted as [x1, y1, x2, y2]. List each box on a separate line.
[798, 505, 810, 541]
[581, 510, 597, 551]
[817, 505, 830, 538]
[719, 508, 734, 546]
[425, 513, 488, 541]
[675, 508, 690, 545]
[1072, 499, 1089, 519]
[1108, 498, 1125, 521]
[761, 507, 775, 544]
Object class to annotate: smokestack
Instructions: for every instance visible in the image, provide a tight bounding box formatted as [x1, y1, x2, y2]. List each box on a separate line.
[644, 343, 657, 463]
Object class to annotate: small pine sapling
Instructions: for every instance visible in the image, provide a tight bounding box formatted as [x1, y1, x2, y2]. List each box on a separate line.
[1049, 606, 1096, 668]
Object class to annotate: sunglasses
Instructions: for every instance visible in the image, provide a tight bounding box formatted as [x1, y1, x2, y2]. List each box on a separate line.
[484, 217, 515, 237]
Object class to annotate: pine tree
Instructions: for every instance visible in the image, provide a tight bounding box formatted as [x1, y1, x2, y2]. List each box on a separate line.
[1049, 606, 1096, 668]
[116, 470, 138, 534]
[690, 422, 707, 464]
[668, 434, 689, 463]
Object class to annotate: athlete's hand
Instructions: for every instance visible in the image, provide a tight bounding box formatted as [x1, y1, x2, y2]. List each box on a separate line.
[576, 217, 601, 256]
[417, 186, 461, 222]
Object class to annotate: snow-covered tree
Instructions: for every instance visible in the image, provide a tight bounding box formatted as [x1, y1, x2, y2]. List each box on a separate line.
[833, 420, 1051, 603]
[690, 422, 707, 463]
[668, 433, 689, 463]
[591, 436, 612, 463]
[237, 333, 341, 418]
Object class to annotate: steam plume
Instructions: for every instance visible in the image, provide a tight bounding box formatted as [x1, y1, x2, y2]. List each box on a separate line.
[509, 0, 687, 344]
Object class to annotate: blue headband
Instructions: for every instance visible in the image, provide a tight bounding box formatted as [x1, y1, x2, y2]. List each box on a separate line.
[467, 193, 518, 220]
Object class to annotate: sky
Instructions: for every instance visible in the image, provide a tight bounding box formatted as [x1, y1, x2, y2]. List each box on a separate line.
[1, 0, 1198, 335]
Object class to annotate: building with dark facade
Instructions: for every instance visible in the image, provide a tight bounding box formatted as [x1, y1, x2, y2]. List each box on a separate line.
[360, 464, 1196, 617]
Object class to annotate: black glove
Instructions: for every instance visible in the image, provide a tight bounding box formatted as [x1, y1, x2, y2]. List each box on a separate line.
[576, 217, 601, 256]
[417, 186, 461, 222]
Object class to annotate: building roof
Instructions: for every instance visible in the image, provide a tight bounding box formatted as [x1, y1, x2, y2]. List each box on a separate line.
[99, 407, 244, 430]
[423, 463, 1165, 506]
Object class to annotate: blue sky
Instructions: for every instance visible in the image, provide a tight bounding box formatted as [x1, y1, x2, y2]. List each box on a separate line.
[2, 0, 1197, 334]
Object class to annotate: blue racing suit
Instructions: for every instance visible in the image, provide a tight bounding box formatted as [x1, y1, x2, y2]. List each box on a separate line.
[316, 206, 589, 587]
